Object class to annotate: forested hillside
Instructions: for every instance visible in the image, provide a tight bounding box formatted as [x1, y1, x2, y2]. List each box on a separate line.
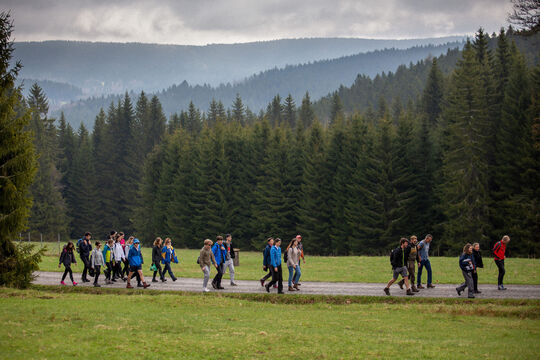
[56, 42, 463, 128]
[27, 29, 539, 257]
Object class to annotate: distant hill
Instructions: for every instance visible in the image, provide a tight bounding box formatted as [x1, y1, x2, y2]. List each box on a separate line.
[14, 37, 465, 97]
[55, 42, 464, 128]
[18, 79, 83, 111]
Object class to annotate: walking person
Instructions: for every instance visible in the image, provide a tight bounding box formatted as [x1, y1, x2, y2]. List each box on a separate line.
[286, 238, 301, 291]
[260, 237, 274, 287]
[152, 237, 165, 282]
[59, 242, 77, 286]
[384, 238, 415, 296]
[472, 243, 484, 294]
[456, 244, 476, 299]
[122, 236, 133, 279]
[113, 234, 126, 281]
[211, 236, 227, 289]
[103, 238, 114, 284]
[126, 239, 150, 289]
[90, 241, 104, 287]
[493, 235, 510, 290]
[265, 238, 284, 294]
[417, 234, 435, 289]
[223, 234, 238, 286]
[199, 239, 218, 292]
[79, 232, 92, 283]
[161, 238, 178, 282]
[398, 235, 420, 292]
[294, 235, 305, 286]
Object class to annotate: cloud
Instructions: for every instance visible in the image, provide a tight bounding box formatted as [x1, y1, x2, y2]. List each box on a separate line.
[4, 0, 512, 44]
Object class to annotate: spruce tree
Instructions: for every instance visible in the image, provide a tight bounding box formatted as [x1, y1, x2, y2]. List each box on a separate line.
[299, 92, 315, 128]
[283, 94, 296, 128]
[232, 94, 245, 125]
[422, 58, 444, 126]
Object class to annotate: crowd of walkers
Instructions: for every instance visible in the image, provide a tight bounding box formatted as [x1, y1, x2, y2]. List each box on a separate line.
[59, 231, 511, 298]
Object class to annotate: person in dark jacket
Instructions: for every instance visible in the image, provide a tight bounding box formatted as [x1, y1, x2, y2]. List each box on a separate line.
[260, 238, 274, 287]
[384, 238, 414, 296]
[126, 239, 150, 289]
[152, 237, 165, 282]
[211, 236, 227, 289]
[79, 232, 92, 283]
[456, 243, 476, 299]
[265, 238, 284, 294]
[59, 242, 77, 286]
[161, 237, 178, 281]
[398, 235, 420, 292]
[472, 243, 483, 294]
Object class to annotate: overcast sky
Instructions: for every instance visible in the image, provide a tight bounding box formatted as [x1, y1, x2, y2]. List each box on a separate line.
[5, 0, 512, 45]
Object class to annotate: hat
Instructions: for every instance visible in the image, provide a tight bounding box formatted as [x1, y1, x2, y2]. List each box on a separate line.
[296, 234, 302, 239]
[133, 238, 140, 244]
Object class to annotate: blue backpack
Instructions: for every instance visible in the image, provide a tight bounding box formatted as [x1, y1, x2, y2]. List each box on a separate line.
[76, 238, 83, 253]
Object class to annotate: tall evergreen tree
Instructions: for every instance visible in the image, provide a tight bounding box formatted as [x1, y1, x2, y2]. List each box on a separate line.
[283, 94, 296, 128]
[232, 93, 245, 125]
[422, 58, 445, 126]
[299, 92, 315, 128]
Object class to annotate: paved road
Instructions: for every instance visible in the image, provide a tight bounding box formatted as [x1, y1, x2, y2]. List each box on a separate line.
[32, 271, 540, 299]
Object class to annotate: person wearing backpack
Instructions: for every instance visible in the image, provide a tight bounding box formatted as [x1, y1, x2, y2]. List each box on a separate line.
[90, 241, 105, 287]
[223, 234, 238, 286]
[199, 239, 218, 292]
[59, 242, 77, 286]
[152, 237, 165, 282]
[260, 237, 274, 287]
[78, 232, 92, 283]
[294, 235, 305, 286]
[384, 238, 414, 296]
[398, 235, 420, 292]
[126, 238, 150, 289]
[493, 235, 510, 290]
[211, 236, 227, 289]
[472, 243, 483, 294]
[112, 233, 126, 281]
[456, 243, 476, 299]
[103, 238, 114, 285]
[161, 237, 178, 282]
[265, 238, 284, 294]
[286, 238, 301, 291]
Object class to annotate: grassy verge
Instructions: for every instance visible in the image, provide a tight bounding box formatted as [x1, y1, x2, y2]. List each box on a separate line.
[1, 287, 539, 359]
[30, 242, 540, 285]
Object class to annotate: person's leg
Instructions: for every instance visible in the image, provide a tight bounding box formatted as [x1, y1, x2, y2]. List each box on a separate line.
[266, 268, 277, 290]
[404, 276, 410, 290]
[294, 265, 301, 285]
[157, 263, 164, 281]
[498, 260, 506, 287]
[417, 261, 424, 286]
[277, 265, 283, 293]
[153, 263, 158, 281]
[136, 271, 142, 286]
[94, 265, 101, 285]
[408, 262, 416, 290]
[456, 270, 468, 295]
[168, 263, 177, 281]
[68, 266, 74, 283]
[261, 269, 272, 281]
[61, 266, 68, 282]
[216, 264, 224, 287]
[465, 271, 474, 298]
[472, 271, 478, 292]
[228, 261, 236, 284]
[426, 259, 433, 286]
[294, 264, 301, 284]
[203, 266, 210, 289]
[288, 265, 294, 288]
[81, 257, 88, 281]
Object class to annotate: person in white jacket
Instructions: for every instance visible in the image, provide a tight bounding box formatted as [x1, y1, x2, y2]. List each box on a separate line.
[113, 235, 126, 281]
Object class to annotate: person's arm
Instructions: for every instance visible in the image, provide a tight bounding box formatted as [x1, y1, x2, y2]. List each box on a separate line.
[211, 252, 217, 267]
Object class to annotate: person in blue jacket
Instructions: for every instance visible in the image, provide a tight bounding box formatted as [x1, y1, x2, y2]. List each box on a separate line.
[126, 239, 150, 289]
[260, 237, 274, 287]
[456, 243, 476, 299]
[265, 238, 284, 294]
[211, 235, 227, 289]
[161, 237, 178, 281]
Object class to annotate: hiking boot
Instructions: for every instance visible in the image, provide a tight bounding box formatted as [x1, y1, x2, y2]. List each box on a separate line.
[456, 287, 462, 296]
[398, 280, 404, 289]
[412, 285, 419, 292]
[406, 289, 414, 296]
[94, 283, 101, 287]
[260, 279, 265, 287]
[265, 284, 270, 293]
[417, 284, 425, 289]
[383, 287, 390, 296]
[288, 286, 296, 291]
[143, 282, 150, 289]
[211, 282, 217, 289]
[427, 284, 436, 288]
[294, 284, 300, 290]
[126, 283, 133, 289]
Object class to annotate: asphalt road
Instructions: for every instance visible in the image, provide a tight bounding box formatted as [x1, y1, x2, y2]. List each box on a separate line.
[32, 271, 540, 299]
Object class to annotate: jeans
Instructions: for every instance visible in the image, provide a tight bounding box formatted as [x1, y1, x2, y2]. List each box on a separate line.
[162, 263, 177, 281]
[288, 265, 301, 287]
[223, 259, 235, 284]
[61, 264, 74, 282]
[202, 265, 210, 289]
[417, 259, 432, 286]
[495, 260, 505, 286]
[457, 270, 474, 297]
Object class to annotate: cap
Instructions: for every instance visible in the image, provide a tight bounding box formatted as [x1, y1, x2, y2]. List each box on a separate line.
[296, 235, 302, 239]
[133, 238, 140, 244]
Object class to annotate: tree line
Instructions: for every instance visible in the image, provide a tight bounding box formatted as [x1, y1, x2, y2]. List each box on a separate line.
[24, 29, 539, 257]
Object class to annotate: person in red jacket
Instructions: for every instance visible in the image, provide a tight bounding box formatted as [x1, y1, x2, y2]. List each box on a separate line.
[493, 235, 510, 290]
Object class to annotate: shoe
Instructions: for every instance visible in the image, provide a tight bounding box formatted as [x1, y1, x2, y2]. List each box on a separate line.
[60, 281, 66, 286]
[126, 283, 133, 289]
[260, 279, 265, 287]
[172, 278, 177, 282]
[383, 287, 390, 296]
[143, 282, 150, 289]
[412, 286, 419, 292]
[474, 290, 482, 294]
[456, 287, 462, 296]
[152, 279, 158, 283]
[273, 285, 277, 288]
[427, 284, 436, 288]
[265, 284, 270, 293]
[288, 286, 296, 291]
[278, 291, 284, 294]
[230, 283, 238, 286]
[137, 283, 144, 288]
[72, 281, 78, 286]
[417, 284, 425, 289]
[94, 284, 101, 287]
[398, 280, 404, 289]
[468, 295, 475, 299]
[203, 288, 210, 292]
[218, 286, 225, 290]
[498, 285, 507, 291]
[294, 284, 300, 290]
[211, 282, 217, 289]
[111, 279, 117, 283]
[122, 277, 127, 282]
[296, 283, 301, 286]
[161, 278, 167, 282]
[406, 289, 414, 296]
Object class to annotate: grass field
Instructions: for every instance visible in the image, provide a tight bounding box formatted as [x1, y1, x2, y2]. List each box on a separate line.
[31, 242, 540, 285]
[1, 286, 539, 359]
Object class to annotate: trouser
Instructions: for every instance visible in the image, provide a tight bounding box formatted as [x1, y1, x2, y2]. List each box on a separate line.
[113, 261, 122, 279]
[152, 262, 164, 280]
[223, 259, 235, 284]
[495, 260, 505, 286]
[93, 265, 101, 284]
[163, 263, 176, 281]
[417, 259, 432, 285]
[202, 265, 210, 288]
[267, 265, 283, 292]
[81, 256, 90, 280]
[288, 265, 301, 287]
[122, 259, 129, 277]
[399, 261, 416, 287]
[212, 263, 224, 287]
[105, 262, 113, 280]
[62, 265, 74, 282]
[261, 267, 273, 282]
[472, 271, 479, 291]
[457, 270, 474, 297]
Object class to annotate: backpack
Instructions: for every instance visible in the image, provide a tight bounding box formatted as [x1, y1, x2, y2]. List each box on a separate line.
[283, 249, 288, 262]
[76, 238, 83, 253]
[389, 247, 399, 268]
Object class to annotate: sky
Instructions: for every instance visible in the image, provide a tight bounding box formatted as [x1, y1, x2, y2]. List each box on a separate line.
[4, 0, 512, 45]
